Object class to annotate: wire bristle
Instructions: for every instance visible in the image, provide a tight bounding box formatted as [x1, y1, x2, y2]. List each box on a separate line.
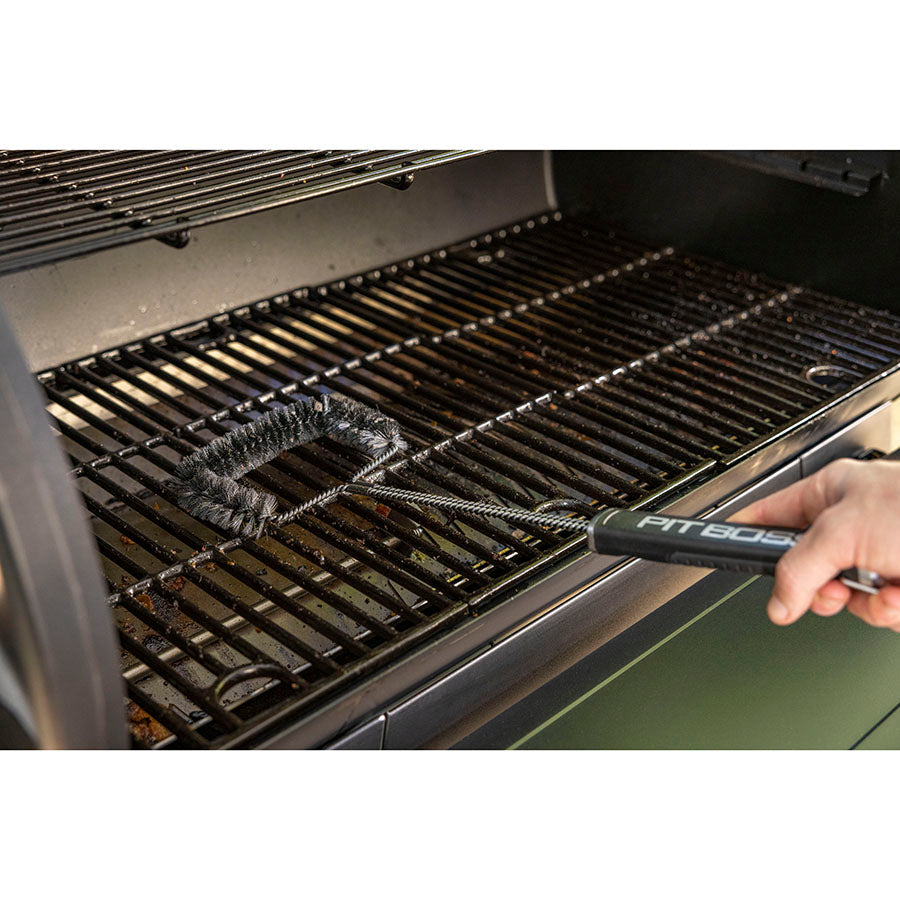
[171, 394, 406, 537]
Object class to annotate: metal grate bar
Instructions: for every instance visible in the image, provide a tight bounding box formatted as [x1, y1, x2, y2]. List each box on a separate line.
[138, 341, 505, 590]
[126, 680, 208, 748]
[3, 152, 401, 247]
[85, 497, 290, 675]
[0, 151, 316, 215]
[0, 150, 484, 274]
[85, 439, 438, 624]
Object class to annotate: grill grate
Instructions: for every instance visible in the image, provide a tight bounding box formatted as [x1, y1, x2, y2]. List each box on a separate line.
[0, 150, 482, 275]
[39, 212, 900, 747]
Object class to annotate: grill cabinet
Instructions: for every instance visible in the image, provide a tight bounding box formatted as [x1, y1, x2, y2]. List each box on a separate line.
[2, 150, 900, 748]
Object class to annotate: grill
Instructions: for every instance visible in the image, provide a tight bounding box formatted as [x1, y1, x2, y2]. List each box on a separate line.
[38, 209, 900, 748]
[0, 150, 482, 274]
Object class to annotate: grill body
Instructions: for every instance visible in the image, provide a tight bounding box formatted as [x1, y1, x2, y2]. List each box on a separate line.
[2, 150, 900, 749]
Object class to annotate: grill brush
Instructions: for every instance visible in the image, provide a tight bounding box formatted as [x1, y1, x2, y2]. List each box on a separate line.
[172, 396, 888, 595]
[171, 394, 406, 537]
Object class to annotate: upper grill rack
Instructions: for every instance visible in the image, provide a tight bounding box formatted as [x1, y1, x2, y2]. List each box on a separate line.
[40, 212, 900, 748]
[0, 150, 482, 275]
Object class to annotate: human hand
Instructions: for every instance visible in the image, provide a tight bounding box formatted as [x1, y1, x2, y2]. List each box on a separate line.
[733, 458, 900, 629]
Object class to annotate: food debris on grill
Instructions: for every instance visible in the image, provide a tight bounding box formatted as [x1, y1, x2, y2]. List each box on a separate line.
[142, 634, 169, 652]
[126, 701, 169, 745]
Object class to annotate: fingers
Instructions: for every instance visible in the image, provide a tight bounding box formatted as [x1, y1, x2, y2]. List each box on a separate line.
[726, 459, 900, 630]
[809, 580, 851, 617]
[779, 583, 900, 629]
[879, 584, 900, 613]
[847, 586, 900, 630]
[766, 506, 856, 625]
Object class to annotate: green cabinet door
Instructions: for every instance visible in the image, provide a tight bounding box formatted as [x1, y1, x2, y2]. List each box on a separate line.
[513, 575, 900, 750]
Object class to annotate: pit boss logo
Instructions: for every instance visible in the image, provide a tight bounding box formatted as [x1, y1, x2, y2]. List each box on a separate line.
[635, 514, 797, 547]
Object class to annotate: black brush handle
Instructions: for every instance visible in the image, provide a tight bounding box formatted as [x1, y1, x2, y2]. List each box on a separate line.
[586, 448, 900, 581]
[586, 509, 891, 593]
[586, 508, 800, 576]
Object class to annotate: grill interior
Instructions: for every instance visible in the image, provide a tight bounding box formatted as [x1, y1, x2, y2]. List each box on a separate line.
[38, 211, 900, 747]
[0, 150, 481, 275]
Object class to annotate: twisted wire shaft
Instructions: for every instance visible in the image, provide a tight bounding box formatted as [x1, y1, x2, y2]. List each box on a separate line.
[270, 446, 402, 528]
[268, 448, 590, 535]
[345, 483, 592, 532]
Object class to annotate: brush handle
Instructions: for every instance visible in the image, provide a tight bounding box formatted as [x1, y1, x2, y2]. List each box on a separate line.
[585, 508, 886, 593]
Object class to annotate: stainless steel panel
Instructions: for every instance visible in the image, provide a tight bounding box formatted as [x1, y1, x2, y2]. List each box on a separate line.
[713, 460, 802, 520]
[323, 716, 385, 750]
[383, 561, 709, 749]
[257, 710, 386, 750]
[0, 303, 127, 749]
[799, 401, 893, 476]
[514, 574, 900, 750]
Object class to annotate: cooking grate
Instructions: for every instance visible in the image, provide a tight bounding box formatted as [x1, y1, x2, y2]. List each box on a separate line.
[39, 211, 900, 747]
[0, 150, 482, 275]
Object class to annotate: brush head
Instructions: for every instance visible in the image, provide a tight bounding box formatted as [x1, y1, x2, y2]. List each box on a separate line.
[170, 394, 405, 537]
[328, 399, 407, 455]
[170, 467, 279, 537]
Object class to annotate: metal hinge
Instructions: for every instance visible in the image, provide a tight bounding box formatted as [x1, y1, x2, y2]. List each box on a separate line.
[708, 151, 885, 197]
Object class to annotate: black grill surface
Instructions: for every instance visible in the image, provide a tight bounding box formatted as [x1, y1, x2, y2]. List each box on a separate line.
[39, 212, 900, 747]
[0, 150, 481, 275]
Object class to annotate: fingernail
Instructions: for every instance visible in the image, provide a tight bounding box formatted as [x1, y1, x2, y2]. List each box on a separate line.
[768, 596, 789, 623]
